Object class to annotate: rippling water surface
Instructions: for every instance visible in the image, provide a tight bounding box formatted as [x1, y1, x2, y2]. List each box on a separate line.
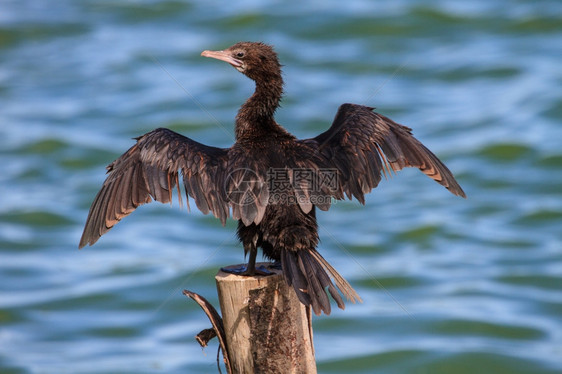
[2, 1, 561, 373]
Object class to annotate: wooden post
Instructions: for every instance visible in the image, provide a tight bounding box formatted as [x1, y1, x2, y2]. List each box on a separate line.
[216, 263, 317, 374]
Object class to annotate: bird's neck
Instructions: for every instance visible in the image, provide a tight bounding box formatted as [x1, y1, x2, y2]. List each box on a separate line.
[235, 75, 284, 140]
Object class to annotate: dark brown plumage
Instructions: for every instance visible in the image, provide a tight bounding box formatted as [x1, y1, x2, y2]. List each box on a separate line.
[79, 42, 465, 315]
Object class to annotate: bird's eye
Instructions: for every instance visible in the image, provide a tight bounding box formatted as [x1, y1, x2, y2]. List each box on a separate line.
[236, 51, 245, 58]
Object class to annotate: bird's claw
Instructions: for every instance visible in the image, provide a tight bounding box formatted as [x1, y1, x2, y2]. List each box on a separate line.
[221, 264, 276, 276]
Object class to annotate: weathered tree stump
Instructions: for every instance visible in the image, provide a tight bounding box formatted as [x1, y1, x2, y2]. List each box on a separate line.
[216, 263, 316, 374]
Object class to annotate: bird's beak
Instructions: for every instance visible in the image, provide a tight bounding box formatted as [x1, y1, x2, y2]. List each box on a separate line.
[201, 50, 243, 68]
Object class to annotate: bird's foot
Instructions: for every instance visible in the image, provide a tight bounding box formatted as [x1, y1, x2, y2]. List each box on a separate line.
[221, 264, 276, 276]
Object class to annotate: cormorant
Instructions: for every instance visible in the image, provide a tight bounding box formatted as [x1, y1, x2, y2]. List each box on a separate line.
[79, 42, 465, 315]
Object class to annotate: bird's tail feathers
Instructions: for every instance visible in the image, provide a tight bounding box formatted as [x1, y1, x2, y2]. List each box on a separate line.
[281, 248, 362, 316]
[309, 249, 362, 304]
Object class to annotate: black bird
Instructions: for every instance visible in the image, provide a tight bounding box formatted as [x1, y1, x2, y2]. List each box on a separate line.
[79, 42, 465, 315]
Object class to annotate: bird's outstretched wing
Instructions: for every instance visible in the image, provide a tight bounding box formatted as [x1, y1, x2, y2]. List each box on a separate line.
[299, 103, 466, 206]
[79, 128, 231, 248]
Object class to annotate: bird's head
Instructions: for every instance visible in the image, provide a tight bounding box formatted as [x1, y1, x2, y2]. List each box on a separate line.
[201, 42, 282, 82]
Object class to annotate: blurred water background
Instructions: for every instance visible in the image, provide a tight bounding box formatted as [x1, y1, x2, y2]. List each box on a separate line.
[1, 0, 562, 373]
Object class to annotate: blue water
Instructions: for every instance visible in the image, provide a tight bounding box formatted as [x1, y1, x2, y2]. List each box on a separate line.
[1, 1, 561, 373]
